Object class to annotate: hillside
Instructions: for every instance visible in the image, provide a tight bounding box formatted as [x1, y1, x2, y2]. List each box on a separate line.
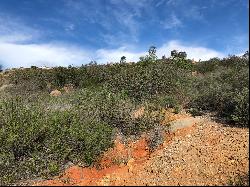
[31, 114, 248, 186]
[0, 50, 249, 186]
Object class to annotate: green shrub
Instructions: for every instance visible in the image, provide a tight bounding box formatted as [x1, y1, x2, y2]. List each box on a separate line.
[0, 96, 114, 185]
[190, 56, 249, 126]
[227, 173, 249, 186]
[230, 87, 249, 126]
[105, 60, 193, 102]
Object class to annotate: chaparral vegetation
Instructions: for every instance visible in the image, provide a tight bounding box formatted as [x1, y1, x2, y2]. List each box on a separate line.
[0, 48, 249, 185]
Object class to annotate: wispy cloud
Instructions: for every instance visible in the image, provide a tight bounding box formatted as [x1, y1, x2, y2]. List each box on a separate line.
[0, 12, 229, 69]
[100, 32, 134, 47]
[166, 0, 181, 6]
[224, 34, 249, 55]
[155, 0, 166, 7]
[0, 13, 40, 43]
[183, 6, 206, 21]
[64, 23, 75, 32]
[61, 0, 154, 44]
[161, 14, 183, 29]
[111, 0, 151, 17]
[0, 1, 246, 69]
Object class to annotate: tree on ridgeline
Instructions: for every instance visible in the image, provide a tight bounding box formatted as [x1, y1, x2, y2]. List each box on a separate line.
[120, 56, 126, 63]
[171, 50, 187, 59]
[170, 50, 193, 70]
[139, 46, 158, 63]
[148, 46, 157, 61]
[242, 51, 249, 60]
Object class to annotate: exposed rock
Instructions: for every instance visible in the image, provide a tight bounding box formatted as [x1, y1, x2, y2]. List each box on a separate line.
[131, 106, 145, 119]
[192, 71, 198, 76]
[63, 84, 74, 93]
[50, 89, 62, 96]
[127, 158, 135, 172]
[167, 117, 201, 133]
[0, 84, 14, 91]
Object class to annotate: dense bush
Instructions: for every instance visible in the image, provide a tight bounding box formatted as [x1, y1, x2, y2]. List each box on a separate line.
[190, 55, 249, 126]
[0, 96, 114, 184]
[0, 88, 164, 185]
[5, 54, 248, 127]
[105, 60, 194, 103]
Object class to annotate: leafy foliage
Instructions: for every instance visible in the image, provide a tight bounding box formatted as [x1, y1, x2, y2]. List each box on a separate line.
[190, 54, 249, 125]
[0, 95, 114, 184]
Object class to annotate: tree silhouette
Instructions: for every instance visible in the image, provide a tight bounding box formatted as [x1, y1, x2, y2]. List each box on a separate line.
[148, 46, 156, 56]
[242, 51, 249, 59]
[148, 46, 157, 61]
[120, 56, 126, 63]
[171, 50, 187, 59]
[171, 50, 178, 58]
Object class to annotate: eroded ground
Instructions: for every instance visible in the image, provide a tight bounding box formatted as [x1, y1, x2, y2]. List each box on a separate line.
[30, 112, 249, 186]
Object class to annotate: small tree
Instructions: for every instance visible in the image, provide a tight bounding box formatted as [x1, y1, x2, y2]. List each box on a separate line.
[31, 65, 38, 69]
[242, 51, 249, 59]
[171, 50, 187, 59]
[178, 51, 187, 59]
[171, 50, 178, 58]
[88, 60, 97, 66]
[148, 46, 157, 61]
[170, 50, 192, 70]
[139, 46, 158, 63]
[0, 64, 3, 72]
[120, 56, 126, 63]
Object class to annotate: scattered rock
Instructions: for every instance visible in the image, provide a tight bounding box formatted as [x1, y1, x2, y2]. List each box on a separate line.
[131, 106, 145, 119]
[63, 84, 74, 93]
[0, 84, 14, 91]
[127, 158, 135, 172]
[168, 117, 201, 133]
[50, 89, 62, 96]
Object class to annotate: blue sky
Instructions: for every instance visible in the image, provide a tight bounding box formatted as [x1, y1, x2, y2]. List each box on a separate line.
[0, 0, 249, 69]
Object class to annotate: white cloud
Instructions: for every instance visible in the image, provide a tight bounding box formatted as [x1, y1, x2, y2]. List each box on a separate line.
[95, 46, 145, 64]
[0, 11, 225, 69]
[157, 40, 225, 61]
[0, 34, 33, 43]
[0, 42, 92, 69]
[0, 39, 227, 70]
[89, 40, 226, 63]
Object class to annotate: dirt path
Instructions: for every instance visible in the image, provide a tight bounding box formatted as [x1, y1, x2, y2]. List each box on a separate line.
[32, 115, 249, 186]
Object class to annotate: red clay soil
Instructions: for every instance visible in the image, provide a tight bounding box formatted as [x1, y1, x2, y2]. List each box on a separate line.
[33, 112, 249, 186]
[34, 136, 151, 186]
